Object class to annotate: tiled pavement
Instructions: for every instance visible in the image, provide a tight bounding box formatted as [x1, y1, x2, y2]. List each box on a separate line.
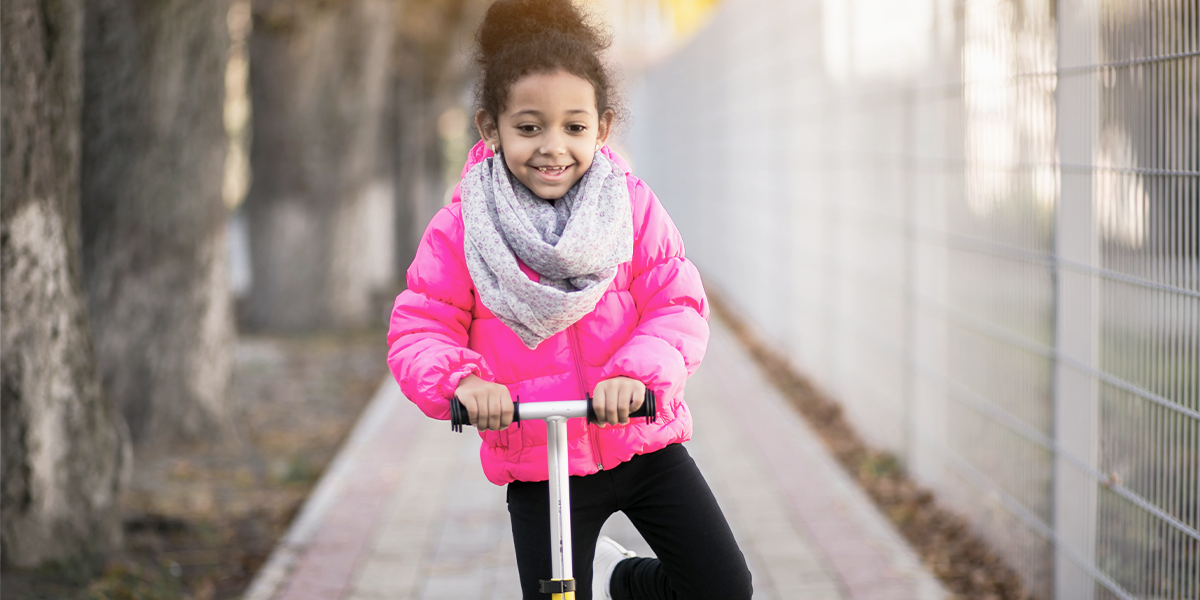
[244, 316, 948, 600]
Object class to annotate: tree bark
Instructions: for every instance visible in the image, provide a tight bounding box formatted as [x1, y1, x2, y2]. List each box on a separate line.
[393, 0, 482, 280]
[80, 0, 235, 443]
[242, 0, 397, 332]
[1, 0, 131, 567]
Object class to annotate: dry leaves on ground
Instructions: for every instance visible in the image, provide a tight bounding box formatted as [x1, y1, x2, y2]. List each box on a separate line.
[1, 328, 388, 600]
[708, 293, 1038, 600]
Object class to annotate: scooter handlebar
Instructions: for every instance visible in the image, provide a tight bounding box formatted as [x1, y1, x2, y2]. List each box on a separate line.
[450, 389, 657, 432]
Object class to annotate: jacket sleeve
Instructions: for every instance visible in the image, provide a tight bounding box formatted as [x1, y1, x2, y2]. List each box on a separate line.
[599, 180, 709, 401]
[387, 206, 492, 420]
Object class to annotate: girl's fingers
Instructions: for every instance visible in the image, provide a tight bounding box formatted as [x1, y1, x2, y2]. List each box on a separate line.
[488, 390, 509, 430]
[473, 391, 487, 430]
[597, 385, 619, 427]
[486, 395, 498, 429]
[629, 387, 645, 413]
[616, 385, 631, 424]
[461, 394, 481, 427]
[470, 386, 514, 431]
[607, 392, 622, 426]
[607, 384, 625, 425]
[619, 380, 645, 424]
[499, 390, 514, 429]
[455, 376, 515, 431]
[480, 393, 493, 430]
[591, 378, 647, 426]
[592, 386, 608, 427]
[461, 391, 490, 430]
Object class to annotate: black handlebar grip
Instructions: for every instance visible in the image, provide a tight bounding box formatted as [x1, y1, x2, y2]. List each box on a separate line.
[451, 396, 520, 432]
[639, 389, 657, 422]
[450, 396, 470, 432]
[587, 389, 657, 424]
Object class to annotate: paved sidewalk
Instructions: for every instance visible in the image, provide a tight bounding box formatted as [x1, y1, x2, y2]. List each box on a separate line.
[245, 316, 947, 600]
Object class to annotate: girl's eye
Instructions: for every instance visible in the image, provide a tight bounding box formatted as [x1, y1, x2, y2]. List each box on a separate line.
[517, 125, 540, 134]
[567, 124, 587, 133]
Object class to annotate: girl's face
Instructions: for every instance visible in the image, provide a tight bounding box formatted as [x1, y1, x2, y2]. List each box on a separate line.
[477, 70, 613, 200]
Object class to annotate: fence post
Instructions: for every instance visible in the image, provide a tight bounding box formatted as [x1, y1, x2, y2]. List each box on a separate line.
[1054, 1, 1100, 598]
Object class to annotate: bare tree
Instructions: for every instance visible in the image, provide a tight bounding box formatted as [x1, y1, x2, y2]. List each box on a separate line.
[392, 0, 485, 276]
[80, 0, 235, 443]
[242, 0, 398, 332]
[1, 0, 131, 566]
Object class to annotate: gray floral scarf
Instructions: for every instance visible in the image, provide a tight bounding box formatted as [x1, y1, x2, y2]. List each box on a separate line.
[460, 152, 632, 349]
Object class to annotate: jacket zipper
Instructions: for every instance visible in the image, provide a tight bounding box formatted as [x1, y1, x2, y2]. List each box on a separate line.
[567, 326, 603, 470]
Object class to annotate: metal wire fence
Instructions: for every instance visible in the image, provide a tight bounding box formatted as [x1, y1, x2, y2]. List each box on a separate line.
[626, 0, 1198, 597]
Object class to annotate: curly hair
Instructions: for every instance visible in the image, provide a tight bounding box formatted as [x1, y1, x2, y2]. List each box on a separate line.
[474, 0, 619, 123]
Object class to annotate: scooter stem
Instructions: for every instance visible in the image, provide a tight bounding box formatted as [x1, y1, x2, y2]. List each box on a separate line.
[544, 416, 575, 599]
[448, 391, 657, 597]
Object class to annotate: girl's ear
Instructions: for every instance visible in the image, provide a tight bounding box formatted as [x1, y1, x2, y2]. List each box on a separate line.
[597, 109, 615, 145]
[475, 109, 499, 147]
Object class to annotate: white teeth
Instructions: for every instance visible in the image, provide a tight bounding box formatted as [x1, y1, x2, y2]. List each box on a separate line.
[538, 166, 566, 174]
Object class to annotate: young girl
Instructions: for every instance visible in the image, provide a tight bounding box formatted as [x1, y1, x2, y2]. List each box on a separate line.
[387, 1, 752, 598]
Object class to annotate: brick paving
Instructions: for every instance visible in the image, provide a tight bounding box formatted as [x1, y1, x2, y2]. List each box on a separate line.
[245, 316, 947, 600]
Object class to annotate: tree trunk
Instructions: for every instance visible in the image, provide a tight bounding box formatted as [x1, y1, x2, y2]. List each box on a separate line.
[393, 0, 481, 280]
[242, 0, 397, 332]
[392, 51, 447, 281]
[80, 0, 235, 443]
[1, 0, 131, 567]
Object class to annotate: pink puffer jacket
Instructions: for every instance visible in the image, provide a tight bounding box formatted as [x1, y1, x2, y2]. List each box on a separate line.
[387, 140, 709, 485]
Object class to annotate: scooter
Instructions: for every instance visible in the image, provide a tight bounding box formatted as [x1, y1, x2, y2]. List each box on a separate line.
[450, 391, 657, 599]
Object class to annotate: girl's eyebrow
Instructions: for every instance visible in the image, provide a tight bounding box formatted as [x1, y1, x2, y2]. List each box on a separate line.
[509, 108, 594, 118]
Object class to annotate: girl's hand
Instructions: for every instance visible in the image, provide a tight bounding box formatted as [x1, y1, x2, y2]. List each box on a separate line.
[591, 377, 646, 427]
[454, 374, 514, 431]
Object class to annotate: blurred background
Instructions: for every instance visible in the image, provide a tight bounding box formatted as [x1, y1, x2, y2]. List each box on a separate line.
[628, 2, 1197, 599]
[2, 0, 1195, 599]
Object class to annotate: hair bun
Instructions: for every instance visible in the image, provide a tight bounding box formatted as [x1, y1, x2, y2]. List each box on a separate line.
[477, 0, 607, 62]
[472, 0, 621, 122]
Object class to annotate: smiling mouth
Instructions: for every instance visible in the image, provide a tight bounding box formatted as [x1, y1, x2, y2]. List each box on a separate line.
[535, 165, 570, 176]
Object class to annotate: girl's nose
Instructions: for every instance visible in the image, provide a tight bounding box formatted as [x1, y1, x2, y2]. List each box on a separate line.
[540, 130, 566, 155]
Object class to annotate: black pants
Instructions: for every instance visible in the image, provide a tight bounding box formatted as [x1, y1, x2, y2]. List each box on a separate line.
[506, 444, 753, 600]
